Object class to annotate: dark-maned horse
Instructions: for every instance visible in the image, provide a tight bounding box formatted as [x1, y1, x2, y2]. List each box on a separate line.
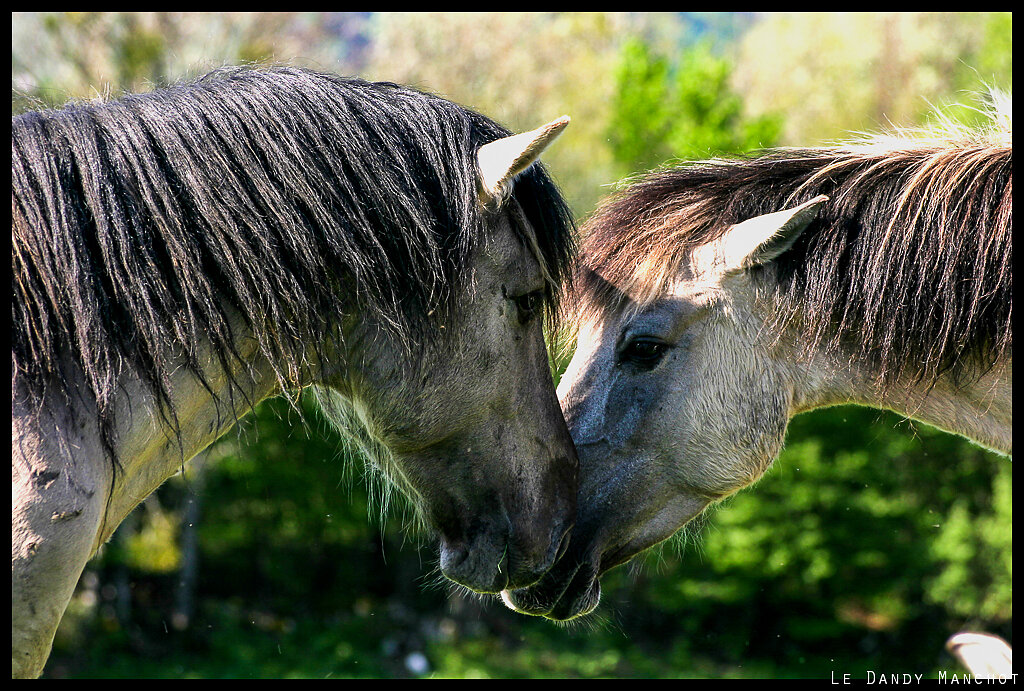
[12, 66, 579, 678]
[503, 103, 1011, 668]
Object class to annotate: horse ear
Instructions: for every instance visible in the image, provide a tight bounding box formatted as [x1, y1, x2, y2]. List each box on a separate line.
[720, 195, 829, 272]
[477, 115, 570, 207]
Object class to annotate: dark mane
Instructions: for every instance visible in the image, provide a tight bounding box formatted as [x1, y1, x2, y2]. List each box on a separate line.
[12, 66, 576, 466]
[578, 125, 1011, 389]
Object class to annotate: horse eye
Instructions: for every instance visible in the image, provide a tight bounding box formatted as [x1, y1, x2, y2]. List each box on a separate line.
[512, 290, 544, 325]
[619, 338, 669, 368]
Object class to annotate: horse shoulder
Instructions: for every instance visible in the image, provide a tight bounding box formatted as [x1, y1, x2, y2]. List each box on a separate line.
[12, 382, 109, 678]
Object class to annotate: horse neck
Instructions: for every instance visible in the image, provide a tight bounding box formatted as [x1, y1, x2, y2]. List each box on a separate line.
[98, 324, 286, 546]
[880, 360, 1011, 456]
[789, 344, 1012, 456]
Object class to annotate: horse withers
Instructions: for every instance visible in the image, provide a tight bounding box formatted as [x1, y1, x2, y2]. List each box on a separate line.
[12, 67, 578, 678]
[503, 107, 1012, 641]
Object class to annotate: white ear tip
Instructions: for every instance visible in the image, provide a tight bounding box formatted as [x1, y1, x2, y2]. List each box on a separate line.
[476, 115, 571, 206]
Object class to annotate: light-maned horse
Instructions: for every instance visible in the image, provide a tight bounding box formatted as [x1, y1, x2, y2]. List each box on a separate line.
[12, 67, 580, 678]
[504, 108, 1011, 665]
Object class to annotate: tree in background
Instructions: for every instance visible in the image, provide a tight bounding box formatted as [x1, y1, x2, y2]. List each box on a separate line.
[732, 12, 1013, 145]
[607, 37, 781, 178]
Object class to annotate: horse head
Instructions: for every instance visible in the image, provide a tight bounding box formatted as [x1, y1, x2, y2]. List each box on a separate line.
[321, 117, 578, 594]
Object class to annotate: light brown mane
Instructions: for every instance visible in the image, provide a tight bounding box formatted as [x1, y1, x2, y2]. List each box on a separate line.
[576, 114, 1012, 389]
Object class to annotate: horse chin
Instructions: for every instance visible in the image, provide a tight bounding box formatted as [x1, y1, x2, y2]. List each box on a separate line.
[500, 559, 602, 621]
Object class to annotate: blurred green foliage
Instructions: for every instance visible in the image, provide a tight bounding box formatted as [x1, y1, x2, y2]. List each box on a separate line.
[14, 11, 1011, 679]
[608, 38, 781, 176]
[733, 13, 1014, 146]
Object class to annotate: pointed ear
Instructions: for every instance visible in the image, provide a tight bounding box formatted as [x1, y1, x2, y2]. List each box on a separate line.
[476, 115, 570, 207]
[719, 195, 828, 272]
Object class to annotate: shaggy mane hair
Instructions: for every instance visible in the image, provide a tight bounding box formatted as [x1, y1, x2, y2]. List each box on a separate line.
[12, 66, 577, 469]
[577, 105, 1011, 389]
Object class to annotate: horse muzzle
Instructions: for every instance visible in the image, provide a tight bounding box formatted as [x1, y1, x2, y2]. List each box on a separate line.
[439, 516, 575, 594]
[500, 555, 602, 620]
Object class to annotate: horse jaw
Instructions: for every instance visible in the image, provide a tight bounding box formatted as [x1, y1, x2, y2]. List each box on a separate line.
[476, 116, 570, 206]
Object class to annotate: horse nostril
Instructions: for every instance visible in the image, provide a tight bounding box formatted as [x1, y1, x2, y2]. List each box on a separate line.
[439, 542, 469, 575]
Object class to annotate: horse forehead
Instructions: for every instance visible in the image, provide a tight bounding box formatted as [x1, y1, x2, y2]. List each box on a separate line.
[574, 316, 613, 353]
[678, 241, 728, 283]
[480, 208, 526, 263]
[667, 274, 725, 301]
